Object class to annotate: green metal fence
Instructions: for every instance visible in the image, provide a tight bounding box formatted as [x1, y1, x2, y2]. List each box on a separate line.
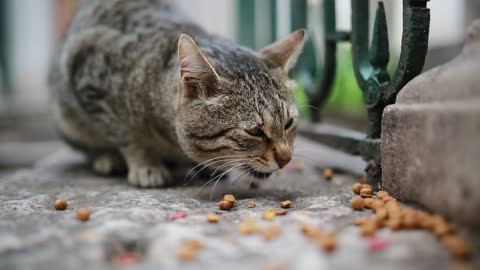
[0, 0, 10, 96]
[237, 0, 431, 188]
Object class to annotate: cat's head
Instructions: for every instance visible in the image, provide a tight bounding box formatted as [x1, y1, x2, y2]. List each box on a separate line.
[174, 30, 306, 178]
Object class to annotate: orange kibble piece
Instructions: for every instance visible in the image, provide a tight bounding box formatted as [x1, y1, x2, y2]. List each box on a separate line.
[274, 209, 288, 216]
[323, 168, 334, 180]
[364, 198, 375, 209]
[375, 208, 388, 220]
[362, 184, 373, 190]
[386, 218, 402, 231]
[207, 214, 220, 223]
[177, 240, 205, 262]
[247, 201, 256, 208]
[218, 200, 233, 210]
[293, 162, 305, 172]
[263, 209, 276, 221]
[442, 236, 471, 260]
[433, 223, 453, 238]
[53, 198, 68, 211]
[353, 218, 367, 226]
[360, 188, 373, 198]
[76, 208, 91, 222]
[279, 200, 292, 209]
[177, 246, 195, 262]
[402, 215, 418, 229]
[223, 194, 236, 204]
[375, 191, 389, 200]
[262, 225, 281, 241]
[383, 196, 396, 204]
[317, 234, 336, 252]
[360, 222, 377, 237]
[372, 200, 385, 212]
[351, 196, 365, 210]
[300, 223, 322, 239]
[352, 183, 363, 194]
[238, 219, 260, 234]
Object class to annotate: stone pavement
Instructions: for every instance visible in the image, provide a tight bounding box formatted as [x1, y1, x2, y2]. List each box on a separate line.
[0, 146, 477, 270]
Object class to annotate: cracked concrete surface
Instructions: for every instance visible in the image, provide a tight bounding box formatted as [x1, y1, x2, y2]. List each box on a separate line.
[0, 147, 477, 270]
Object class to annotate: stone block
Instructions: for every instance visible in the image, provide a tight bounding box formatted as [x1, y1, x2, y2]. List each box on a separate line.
[381, 20, 480, 226]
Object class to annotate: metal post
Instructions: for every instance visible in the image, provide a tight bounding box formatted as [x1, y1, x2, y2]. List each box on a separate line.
[299, 0, 430, 187]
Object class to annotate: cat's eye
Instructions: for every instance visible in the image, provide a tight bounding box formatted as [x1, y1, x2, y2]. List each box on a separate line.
[246, 127, 266, 138]
[284, 118, 294, 130]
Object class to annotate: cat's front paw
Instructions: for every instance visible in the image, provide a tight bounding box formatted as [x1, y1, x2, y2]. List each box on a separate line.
[127, 165, 173, 188]
[93, 154, 126, 176]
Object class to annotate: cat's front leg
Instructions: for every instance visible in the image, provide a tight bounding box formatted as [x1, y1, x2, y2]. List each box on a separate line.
[121, 144, 173, 188]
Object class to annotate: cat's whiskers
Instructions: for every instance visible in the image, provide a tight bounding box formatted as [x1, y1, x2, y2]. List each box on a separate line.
[184, 154, 243, 180]
[230, 159, 257, 186]
[207, 158, 250, 177]
[199, 162, 246, 198]
[231, 166, 254, 187]
[183, 156, 247, 185]
[296, 104, 322, 112]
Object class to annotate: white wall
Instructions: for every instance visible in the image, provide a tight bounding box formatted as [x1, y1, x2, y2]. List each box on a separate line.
[174, 0, 236, 40]
[9, 0, 53, 111]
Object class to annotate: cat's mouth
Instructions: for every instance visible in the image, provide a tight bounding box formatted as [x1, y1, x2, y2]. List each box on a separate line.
[248, 168, 273, 178]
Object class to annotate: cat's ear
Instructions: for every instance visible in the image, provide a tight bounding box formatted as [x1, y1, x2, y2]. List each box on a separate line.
[178, 34, 220, 98]
[258, 29, 307, 72]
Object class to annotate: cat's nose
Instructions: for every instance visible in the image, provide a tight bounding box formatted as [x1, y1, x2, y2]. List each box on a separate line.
[275, 155, 291, 168]
[274, 145, 292, 168]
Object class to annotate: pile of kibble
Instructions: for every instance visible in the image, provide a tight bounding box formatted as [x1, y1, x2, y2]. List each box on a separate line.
[350, 182, 471, 262]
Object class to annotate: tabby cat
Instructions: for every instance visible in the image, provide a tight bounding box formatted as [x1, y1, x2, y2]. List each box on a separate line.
[49, 0, 306, 187]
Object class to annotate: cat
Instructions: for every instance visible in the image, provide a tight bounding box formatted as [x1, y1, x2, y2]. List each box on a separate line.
[49, 0, 306, 187]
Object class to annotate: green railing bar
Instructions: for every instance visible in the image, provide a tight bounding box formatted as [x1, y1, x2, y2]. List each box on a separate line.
[0, 0, 11, 96]
[236, 0, 256, 49]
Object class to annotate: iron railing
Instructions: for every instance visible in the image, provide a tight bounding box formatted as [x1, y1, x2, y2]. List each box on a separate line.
[238, 0, 431, 188]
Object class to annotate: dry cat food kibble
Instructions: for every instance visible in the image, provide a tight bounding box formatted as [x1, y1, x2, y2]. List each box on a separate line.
[247, 201, 256, 208]
[293, 162, 305, 173]
[317, 234, 336, 252]
[223, 194, 236, 204]
[351, 196, 365, 211]
[382, 196, 396, 204]
[323, 168, 334, 180]
[53, 198, 68, 211]
[279, 200, 292, 209]
[218, 200, 233, 210]
[76, 208, 91, 222]
[352, 183, 363, 194]
[238, 219, 260, 234]
[263, 209, 276, 221]
[442, 236, 471, 260]
[177, 240, 205, 262]
[375, 191, 389, 200]
[273, 209, 288, 216]
[360, 187, 372, 198]
[364, 198, 375, 209]
[348, 184, 472, 263]
[262, 225, 280, 241]
[300, 223, 322, 239]
[360, 222, 377, 237]
[353, 218, 367, 226]
[300, 224, 337, 252]
[206, 214, 219, 223]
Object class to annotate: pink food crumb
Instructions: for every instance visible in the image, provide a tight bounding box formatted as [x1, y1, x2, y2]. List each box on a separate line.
[368, 236, 388, 251]
[114, 252, 141, 265]
[172, 211, 188, 221]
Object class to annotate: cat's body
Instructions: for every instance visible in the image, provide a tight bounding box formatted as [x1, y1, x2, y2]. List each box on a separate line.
[50, 0, 306, 187]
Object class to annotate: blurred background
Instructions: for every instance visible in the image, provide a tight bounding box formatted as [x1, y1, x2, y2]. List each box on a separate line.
[0, 0, 478, 169]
